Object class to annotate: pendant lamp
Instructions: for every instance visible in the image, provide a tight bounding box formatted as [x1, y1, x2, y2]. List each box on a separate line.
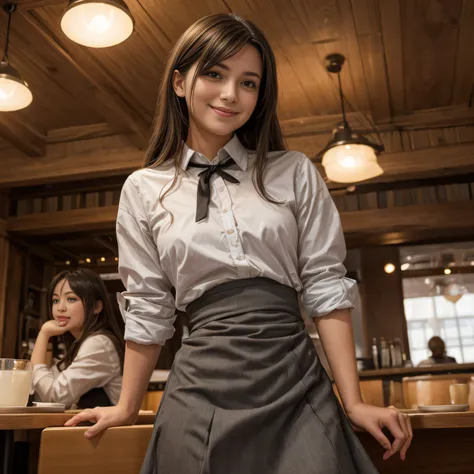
[0, 4, 33, 112]
[316, 54, 384, 184]
[61, 0, 134, 48]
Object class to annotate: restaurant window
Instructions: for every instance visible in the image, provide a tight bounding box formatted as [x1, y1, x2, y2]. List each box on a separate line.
[404, 293, 474, 365]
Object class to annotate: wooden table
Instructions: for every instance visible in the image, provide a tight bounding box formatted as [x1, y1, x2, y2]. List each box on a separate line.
[358, 411, 474, 474]
[0, 411, 156, 474]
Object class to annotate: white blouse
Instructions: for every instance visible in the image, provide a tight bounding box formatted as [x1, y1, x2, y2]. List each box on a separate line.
[32, 334, 122, 407]
[117, 135, 356, 346]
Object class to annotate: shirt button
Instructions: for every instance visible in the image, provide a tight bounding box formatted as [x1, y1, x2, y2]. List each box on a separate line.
[222, 209, 229, 213]
[227, 229, 234, 235]
[219, 186, 224, 192]
[237, 255, 245, 261]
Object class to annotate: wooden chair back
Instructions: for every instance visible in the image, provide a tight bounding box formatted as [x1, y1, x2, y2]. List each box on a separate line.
[402, 373, 474, 408]
[37, 425, 153, 474]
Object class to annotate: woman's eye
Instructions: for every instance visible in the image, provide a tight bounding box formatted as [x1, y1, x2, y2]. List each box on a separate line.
[242, 80, 257, 89]
[52, 299, 59, 305]
[67, 297, 77, 302]
[204, 71, 222, 79]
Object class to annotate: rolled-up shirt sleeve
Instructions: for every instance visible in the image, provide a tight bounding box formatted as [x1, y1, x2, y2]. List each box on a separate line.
[296, 154, 357, 318]
[117, 176, 176, 346]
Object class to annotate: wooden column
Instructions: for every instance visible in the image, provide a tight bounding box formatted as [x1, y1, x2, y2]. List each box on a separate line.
[0, 218, 8, 356]
[359, 246, 410, 358]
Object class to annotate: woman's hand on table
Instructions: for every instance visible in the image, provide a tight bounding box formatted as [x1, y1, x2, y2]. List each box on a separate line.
[346, 403, 413, 461]
[64, 405, 137, 438]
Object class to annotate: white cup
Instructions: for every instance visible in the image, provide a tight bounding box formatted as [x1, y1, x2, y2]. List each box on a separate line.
[0, 359, 32, 407]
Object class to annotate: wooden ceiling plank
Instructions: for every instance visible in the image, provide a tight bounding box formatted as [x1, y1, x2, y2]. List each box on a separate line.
[452, 0, 474, 105]
[47, 124, 117, 144]
[0, 117, 45, 157]
[333, 0, 371, 111]
[402, 0, 463, 112]
[350, 0, 391, 121]
[22, 10, 150, 149]
[378, 0, 404, 115]
[11, 0, 66, 9]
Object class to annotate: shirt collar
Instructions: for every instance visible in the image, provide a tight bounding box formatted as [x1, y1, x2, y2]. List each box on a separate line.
[181, 135, 248, 172]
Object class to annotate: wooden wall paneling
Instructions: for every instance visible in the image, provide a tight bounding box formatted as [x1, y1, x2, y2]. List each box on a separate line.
[350, 0, 391, 121]
[0, 219, 8, 356]
[452, 0, 474, 104]
[2, 244, 24, 358]
[358, 246, 409, 358]
[378, 0, 404, 115]
[401, 0, 463, 111]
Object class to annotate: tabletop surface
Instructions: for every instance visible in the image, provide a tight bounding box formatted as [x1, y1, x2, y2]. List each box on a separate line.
[0, 411, 156, 430]
[2, 410, 474, 431]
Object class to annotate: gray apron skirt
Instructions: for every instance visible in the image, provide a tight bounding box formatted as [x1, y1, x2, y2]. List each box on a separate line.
[141, 277, 379, 474]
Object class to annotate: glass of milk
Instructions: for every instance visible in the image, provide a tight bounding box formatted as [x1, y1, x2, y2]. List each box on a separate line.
[0, 359, 33, 407]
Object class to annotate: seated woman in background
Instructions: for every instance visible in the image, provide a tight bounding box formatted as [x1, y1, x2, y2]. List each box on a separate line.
[418, 336, 457, 366]
[31, 268, 124, 408]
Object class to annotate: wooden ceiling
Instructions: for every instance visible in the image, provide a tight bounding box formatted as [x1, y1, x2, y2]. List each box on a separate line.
[1, 0, 474, 160]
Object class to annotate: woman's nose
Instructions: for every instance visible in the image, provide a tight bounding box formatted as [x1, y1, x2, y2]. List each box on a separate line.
[220, 82, 238, 102]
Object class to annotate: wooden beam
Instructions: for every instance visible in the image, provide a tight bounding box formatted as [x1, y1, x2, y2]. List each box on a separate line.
[0, 147, 143, 187]
[7, 206, 118, 235]
[7, 200, 474, 245]
[2, 139, 474, 190]
[93, 237, 118, 255]
[281, 105, 474, 137]
[341, 201, 474, 236]
[401, 266, 474, 279]
[22, 11, 150, 149]
[0, 117, 45, 157]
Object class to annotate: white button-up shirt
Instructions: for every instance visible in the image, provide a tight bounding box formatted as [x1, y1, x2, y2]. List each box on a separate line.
[116, 136, 356, 346]
[32, 334, 122, 407]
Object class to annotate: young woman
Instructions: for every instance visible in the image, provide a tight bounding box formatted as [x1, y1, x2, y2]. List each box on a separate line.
[67, 14, 412, 473]
[31, 269, 124, 409]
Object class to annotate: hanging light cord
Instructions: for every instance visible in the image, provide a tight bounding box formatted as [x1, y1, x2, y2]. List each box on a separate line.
[337, 71, 348, 127]
[2, 3, 16, 63]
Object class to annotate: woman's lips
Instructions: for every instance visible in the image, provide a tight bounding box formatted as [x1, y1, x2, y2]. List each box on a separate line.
[56, 317, 70, 324]
[210, 106, 238, 118]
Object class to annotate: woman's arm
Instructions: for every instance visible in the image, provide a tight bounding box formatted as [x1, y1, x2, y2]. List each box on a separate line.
[117, 341, 161, 417]
[65, 340, 161, 436]
[314, 308, 362, 411]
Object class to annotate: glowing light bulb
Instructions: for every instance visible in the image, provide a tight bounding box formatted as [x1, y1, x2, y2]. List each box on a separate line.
[87, 13, 114, 34]
[341, 155, 356, 168]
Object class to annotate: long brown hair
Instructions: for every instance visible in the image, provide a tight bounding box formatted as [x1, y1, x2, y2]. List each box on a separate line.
[145, 13, 286, 207]
[48, 269, 125, 372]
